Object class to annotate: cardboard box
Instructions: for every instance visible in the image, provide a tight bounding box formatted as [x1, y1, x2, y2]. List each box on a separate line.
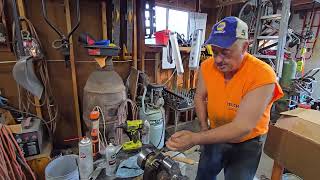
[264, 108, 320, 180]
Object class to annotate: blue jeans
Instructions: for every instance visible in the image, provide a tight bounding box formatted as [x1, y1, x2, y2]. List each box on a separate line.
[196, 136, 263, 180]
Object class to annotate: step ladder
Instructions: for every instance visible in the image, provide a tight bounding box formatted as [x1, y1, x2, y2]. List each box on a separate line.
[252, 0, 291, 78]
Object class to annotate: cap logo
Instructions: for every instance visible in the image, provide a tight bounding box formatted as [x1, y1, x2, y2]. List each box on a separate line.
[217, 22, 226, 32]
[241, 30, 246, 36]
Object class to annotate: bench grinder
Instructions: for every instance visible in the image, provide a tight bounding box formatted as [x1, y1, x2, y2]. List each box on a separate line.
[137, 147, 188, 180]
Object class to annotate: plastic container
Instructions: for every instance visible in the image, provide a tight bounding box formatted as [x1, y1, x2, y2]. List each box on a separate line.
[155, 30, 170, 45]
[142, 120, 150, 144]
[45, 155, 79, 180]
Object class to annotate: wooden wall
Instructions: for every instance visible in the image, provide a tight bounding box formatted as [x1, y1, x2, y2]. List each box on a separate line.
[0, 0, 132, 147]
[0, 0, 236, 147]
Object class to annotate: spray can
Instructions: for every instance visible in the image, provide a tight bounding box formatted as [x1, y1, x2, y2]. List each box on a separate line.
[79, 137, 94, 179]
[142, 120, 150, 144]
[105, 143, 117, 176]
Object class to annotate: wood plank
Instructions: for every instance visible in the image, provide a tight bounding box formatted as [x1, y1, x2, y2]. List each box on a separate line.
[225, 5, 232, 16]
[64, 0, 82, 137]
[101, 1, 108, 39]
[16, 0, 43, 118]
[196, 0, 201, 12]
[133, 0, 138, 68]
[17, 0, 27, 30]
[183, 56, 190, 89]
[137, 0, 145, 72]
[154, 52, 161, 83]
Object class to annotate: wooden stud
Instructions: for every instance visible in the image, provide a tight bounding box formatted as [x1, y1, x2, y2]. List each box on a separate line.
[17, 0, 27, 30]
[196, 0, 201, 12]
[154, 52, 161, 83]
[226, 5, 232, 16]
[133, 0, 138, 68]
[271, 161, 284, 180]
[16, 0, 43, 118]
[172, 71, 177, 90]
[137, 0, 145, 72]
[64, 0, 82, 137]
[183, 57, 190, 89]
[101, 1, 108, 39]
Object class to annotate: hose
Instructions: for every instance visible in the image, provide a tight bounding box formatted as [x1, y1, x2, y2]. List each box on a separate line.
[0, 124, 36, 180]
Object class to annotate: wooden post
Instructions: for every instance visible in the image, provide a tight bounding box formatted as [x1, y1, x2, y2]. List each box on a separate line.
[154, 52, 161, 83]
[132, 0, 138, 68]
[271, 161, 284, 180]
[137, 0, 145, 72]
[183, 56, 190, 89]
[64, 0, 82, 137]
[196, 0, 201, 12]
[101, 1, 108, 39]
[17, 0, 27, 29]
[16, 0, 43, 119]
[225, 5, 232, 16]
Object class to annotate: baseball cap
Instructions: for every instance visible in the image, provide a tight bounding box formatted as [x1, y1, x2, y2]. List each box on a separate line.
[205, 16, 248, 48]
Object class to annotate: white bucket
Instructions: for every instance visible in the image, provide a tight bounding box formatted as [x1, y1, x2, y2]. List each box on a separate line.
[45, 155, 80, 180]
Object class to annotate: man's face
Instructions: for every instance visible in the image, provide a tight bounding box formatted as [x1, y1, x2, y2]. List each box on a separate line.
[211, 41, 247, 73]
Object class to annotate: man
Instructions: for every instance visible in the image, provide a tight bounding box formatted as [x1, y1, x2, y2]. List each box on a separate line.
[166, 17, 284, 180]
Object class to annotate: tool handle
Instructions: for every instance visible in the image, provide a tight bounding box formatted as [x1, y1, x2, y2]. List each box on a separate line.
[172, 157, 195, 165]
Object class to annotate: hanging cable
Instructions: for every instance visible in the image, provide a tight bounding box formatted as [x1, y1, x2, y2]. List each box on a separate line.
[0, 124, 36, 180]
[12, 17, 59, 135]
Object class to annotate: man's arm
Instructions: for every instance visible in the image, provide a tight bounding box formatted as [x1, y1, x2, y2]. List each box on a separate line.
[166, 83, 275, 151]
[194, 83, 275, 144]
[194, 71, 209, 131]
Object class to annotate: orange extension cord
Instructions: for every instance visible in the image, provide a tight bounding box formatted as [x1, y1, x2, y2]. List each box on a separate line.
[0, 124, 36, 180]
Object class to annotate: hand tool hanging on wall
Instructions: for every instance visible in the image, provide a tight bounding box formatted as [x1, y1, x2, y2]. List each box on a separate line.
[11, 0, 44, 99]
[41, 0, 80, 68]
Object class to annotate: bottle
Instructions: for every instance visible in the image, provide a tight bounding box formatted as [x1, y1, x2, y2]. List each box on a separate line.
[90, 110, 100, 131]
[105, 143, 117, 176]
[79, 137, 94, 179]
[142, 120, 150, 144]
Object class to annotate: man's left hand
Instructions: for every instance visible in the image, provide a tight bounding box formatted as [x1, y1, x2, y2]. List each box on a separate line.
[166, 130, 198, 151]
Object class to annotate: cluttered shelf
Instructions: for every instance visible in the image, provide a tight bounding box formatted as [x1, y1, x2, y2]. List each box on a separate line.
[145, 45, 205, 53]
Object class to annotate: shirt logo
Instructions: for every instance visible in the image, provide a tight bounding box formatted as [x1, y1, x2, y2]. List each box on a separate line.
[227, 101, 239, 111]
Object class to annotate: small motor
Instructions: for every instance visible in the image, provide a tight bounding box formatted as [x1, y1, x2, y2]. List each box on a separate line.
[137, 147, 188, 180]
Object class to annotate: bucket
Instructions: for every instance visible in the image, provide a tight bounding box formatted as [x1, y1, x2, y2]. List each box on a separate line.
[45, 155, 79, 180]
[155, 30, 170, 45]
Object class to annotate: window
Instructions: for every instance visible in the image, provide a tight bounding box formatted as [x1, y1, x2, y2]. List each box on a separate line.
[144, 4, 207, 45]
[145, 6, 189, 38]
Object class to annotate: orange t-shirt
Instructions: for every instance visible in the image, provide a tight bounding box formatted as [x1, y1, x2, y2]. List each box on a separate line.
[201, 53, 284, 142]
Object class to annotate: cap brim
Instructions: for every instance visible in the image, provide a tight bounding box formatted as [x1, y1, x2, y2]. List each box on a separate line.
[204, 35, 237, 49]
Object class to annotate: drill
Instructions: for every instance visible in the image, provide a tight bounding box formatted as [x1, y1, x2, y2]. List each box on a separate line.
[117, 120, 143, 151]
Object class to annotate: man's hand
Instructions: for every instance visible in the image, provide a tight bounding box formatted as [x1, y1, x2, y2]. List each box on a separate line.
[166, 130, 198, 151]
